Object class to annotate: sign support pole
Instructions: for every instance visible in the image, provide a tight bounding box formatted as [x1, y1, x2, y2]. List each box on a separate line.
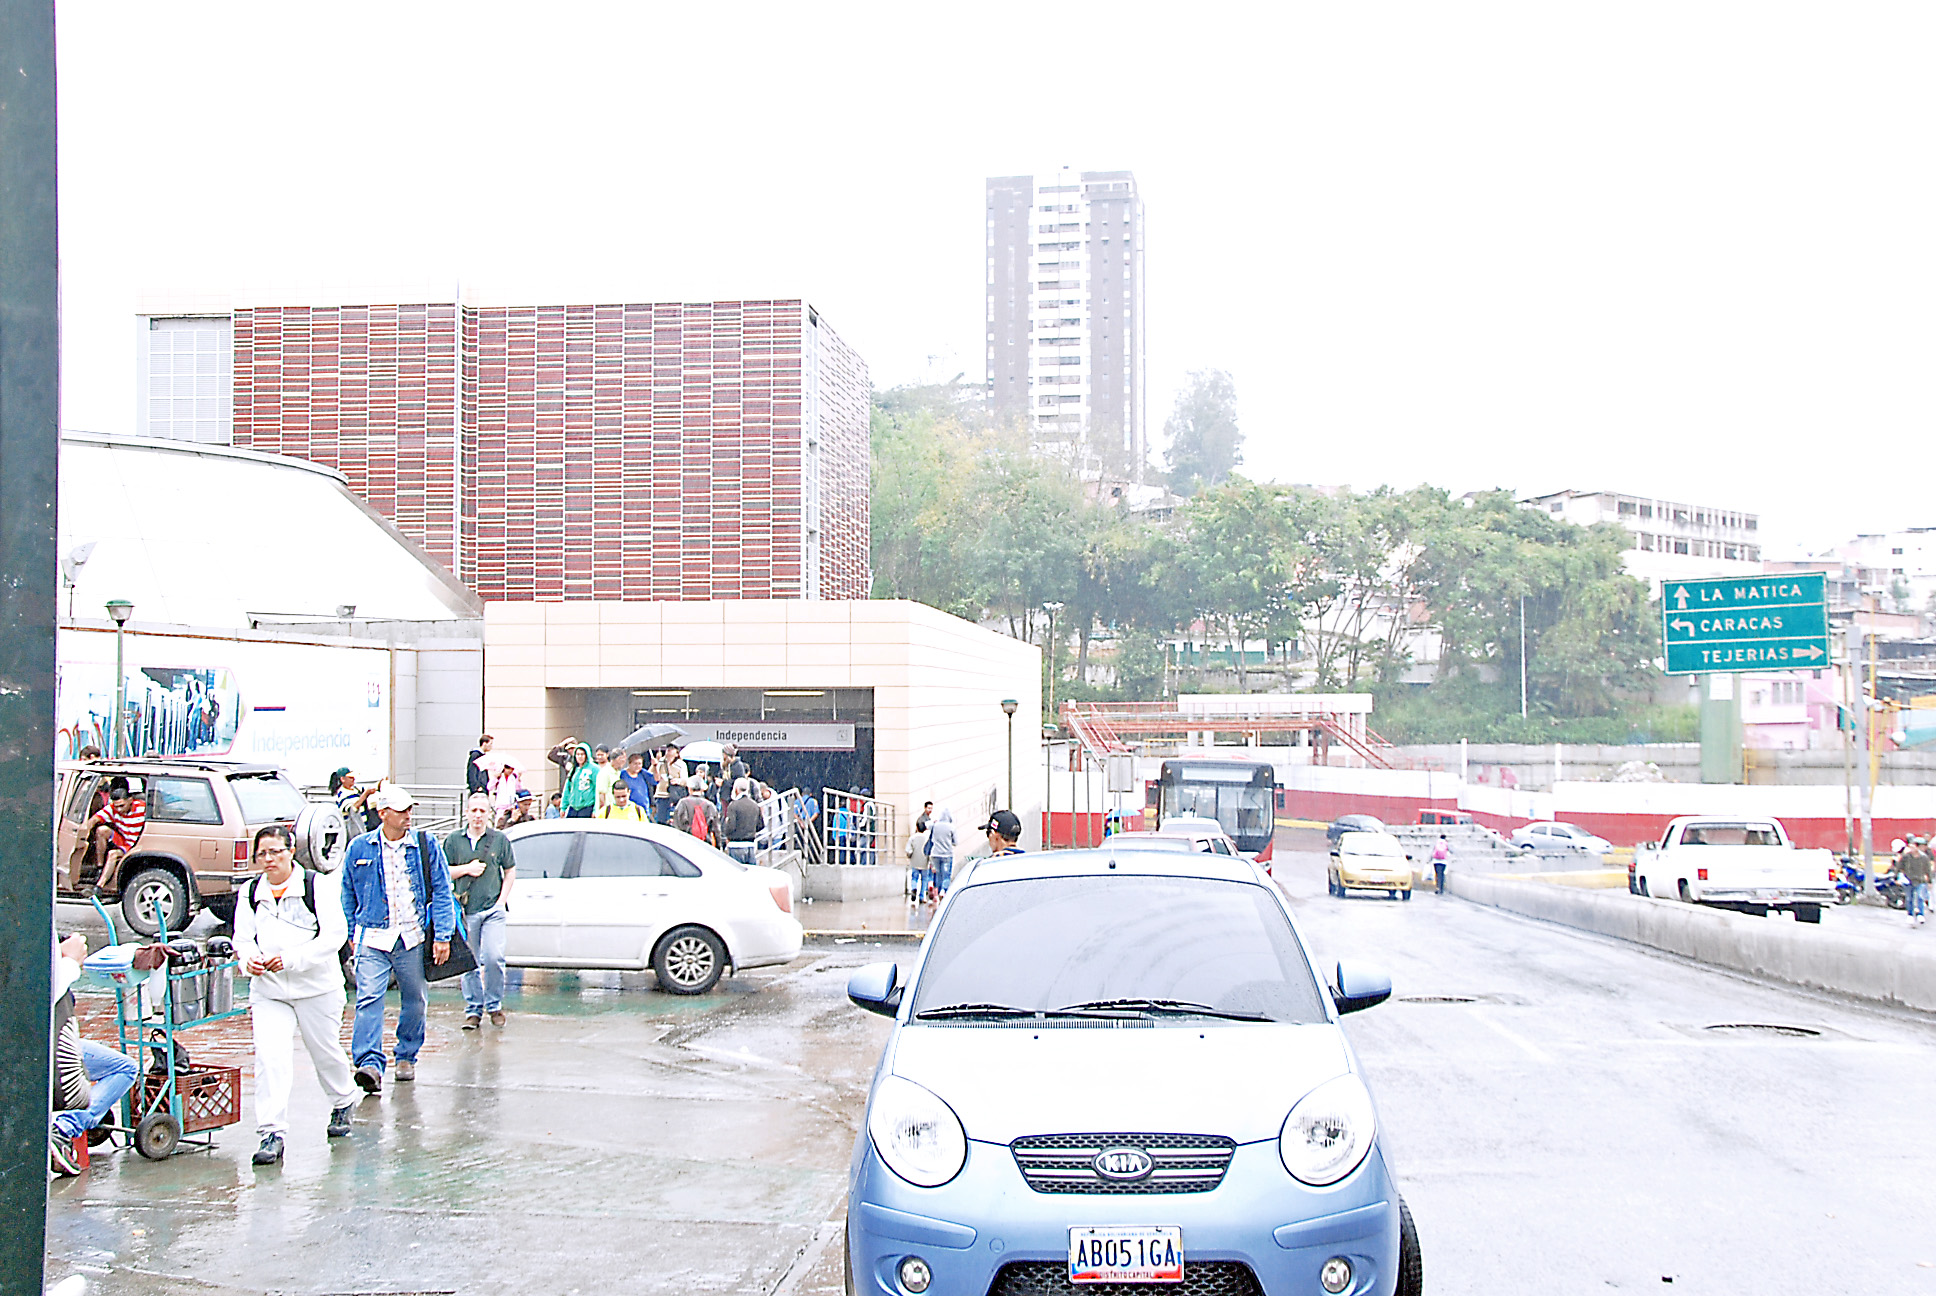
[1698, 674, 1742, 784]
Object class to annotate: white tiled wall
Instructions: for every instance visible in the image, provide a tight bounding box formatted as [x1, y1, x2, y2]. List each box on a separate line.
[482, 600, 1043, 843]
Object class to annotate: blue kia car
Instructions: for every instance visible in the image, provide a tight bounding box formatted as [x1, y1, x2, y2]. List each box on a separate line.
[844, 848, 1420, 1296]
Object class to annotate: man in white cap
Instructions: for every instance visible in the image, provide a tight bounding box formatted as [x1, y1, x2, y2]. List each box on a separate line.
[337, 784, 458, 1095]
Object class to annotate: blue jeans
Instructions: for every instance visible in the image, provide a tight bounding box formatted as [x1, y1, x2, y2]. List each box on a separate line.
[1910, 881, 1930, 919]
[727, 843, 757, 866]
[461, 908, 509, 1016]
[931, 856, 953, 892]
[352, 940, 429, 1071]
[910, 864, 930, 898]
[53, 1039, 138, 1138]
[1434, 863, 1447, 893]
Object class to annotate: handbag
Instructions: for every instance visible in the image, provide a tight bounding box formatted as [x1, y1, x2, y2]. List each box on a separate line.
[416, 831, 479, 983]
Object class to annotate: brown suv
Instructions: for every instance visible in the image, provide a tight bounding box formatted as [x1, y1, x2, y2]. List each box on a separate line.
[56, 759, 347, 936]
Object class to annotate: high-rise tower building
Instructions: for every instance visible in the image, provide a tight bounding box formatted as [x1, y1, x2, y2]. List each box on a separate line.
[985, 169, 1145, 479]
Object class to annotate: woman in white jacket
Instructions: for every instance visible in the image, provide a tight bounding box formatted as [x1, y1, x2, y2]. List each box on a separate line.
[233, 824, 357, 1165]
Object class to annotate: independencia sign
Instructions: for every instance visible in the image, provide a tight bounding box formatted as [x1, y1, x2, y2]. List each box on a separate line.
[680, 722, 856, 751]
[1661, 572, 1829, 675]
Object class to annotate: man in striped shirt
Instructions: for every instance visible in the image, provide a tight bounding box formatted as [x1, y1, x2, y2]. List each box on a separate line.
[86, 778, 146, 899]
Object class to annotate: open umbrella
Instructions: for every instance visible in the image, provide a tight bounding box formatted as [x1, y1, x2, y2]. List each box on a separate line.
[617, 722, 687, 751]
[679, 740, 725, 765]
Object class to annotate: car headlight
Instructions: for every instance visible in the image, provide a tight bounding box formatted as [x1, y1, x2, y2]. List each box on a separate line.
[1279, 1073, 1376, 1186]
[868, 1075, 967, 1188]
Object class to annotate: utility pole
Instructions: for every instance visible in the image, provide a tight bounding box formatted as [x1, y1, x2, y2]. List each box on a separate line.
[1860, 630, 1876, 895]
[1841, 627, 1854, 859]
[1519, 595, 1528, 720]
[0, 0, 59, 1280]
[1042, 601, 1064, 721]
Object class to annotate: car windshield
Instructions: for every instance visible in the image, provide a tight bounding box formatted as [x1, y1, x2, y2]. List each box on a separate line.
[1341, 834, 1403, 857]
[229, 773, 308, 822]
[909, 874, 1327, 1024]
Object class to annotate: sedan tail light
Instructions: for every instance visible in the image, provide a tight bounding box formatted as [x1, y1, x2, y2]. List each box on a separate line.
[233, 840, 250, 866]
[1697, 868, 1708, 881]
[768, 882, 792, 914]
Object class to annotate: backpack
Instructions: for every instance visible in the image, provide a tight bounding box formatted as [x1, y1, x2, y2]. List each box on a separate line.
[688, 799, 711, 842]
[251, 870, 356, 994]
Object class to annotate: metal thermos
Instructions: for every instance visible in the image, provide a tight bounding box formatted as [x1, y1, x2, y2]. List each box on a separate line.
[165, 943, 206, 1024]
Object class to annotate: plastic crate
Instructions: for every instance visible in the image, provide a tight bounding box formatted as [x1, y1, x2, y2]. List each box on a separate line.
[141, 1065, 241, 1133]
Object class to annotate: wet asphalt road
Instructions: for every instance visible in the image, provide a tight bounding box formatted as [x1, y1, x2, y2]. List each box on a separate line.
[48, 834, 1936, 1295]
[1277, 828, 1936, 1294]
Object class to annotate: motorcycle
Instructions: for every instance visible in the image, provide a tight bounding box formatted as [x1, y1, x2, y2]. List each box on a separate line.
[1834, 857, 1908, 909]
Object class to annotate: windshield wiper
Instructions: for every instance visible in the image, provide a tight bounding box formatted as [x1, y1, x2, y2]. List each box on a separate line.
[1055, 997, 1273, 1022]
[913, 1002, 1099, 1021]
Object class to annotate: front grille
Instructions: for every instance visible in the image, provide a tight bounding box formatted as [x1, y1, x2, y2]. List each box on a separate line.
[1011, 1132, 1236, 1195]
[988, 1260, 1262, 1296]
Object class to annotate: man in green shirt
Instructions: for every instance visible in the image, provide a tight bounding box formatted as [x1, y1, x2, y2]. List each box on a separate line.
[444, 793, 517, 1029]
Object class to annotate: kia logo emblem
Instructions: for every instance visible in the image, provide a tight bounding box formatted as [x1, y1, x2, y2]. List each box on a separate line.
[1092, 1146, 1153, 1181]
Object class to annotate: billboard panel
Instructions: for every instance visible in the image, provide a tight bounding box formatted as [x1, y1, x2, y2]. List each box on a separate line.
[57, 628, 391, 786]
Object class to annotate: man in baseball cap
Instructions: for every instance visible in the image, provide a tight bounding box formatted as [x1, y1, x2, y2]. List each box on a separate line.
[337, 781, 458, 1095]
[978, 809, 1025, 856]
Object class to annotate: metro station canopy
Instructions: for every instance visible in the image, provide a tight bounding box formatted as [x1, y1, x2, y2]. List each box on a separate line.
[59, 431, 482, 629]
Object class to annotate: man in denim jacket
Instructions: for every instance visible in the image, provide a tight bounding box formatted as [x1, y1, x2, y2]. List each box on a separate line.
[339, 785, 458, 1095]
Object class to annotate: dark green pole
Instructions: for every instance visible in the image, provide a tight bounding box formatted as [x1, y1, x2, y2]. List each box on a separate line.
[0, 0, 60, 1287]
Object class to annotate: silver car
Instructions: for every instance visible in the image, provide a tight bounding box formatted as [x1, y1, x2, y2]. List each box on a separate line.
[844, 847, 1421, 1295]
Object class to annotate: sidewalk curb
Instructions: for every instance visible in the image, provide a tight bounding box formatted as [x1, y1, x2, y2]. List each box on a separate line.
[804, 929, 926, 946]
[1449, 872, 1936, 1013]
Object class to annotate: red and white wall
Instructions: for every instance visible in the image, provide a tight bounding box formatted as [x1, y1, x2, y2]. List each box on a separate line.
[1276, 763, 1936, 851]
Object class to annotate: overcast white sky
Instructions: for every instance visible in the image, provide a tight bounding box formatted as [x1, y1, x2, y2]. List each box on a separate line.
[54, 2, 1936, 556]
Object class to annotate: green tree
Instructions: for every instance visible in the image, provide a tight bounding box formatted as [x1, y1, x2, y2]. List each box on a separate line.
[1417, 491, 1657, 717]
[1162, 369, 1243, 495]
[1173, 477, 1300, 693]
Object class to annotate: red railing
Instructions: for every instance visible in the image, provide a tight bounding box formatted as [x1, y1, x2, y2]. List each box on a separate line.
[1060, 701, 1402, 770]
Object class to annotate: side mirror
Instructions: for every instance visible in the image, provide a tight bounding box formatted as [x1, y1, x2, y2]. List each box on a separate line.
[847, 962, 903, 1017]
[1331, 960, 1392, 1016]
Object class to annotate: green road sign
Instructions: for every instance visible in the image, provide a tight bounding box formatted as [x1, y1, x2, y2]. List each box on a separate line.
[1661, 572, 1830, 675]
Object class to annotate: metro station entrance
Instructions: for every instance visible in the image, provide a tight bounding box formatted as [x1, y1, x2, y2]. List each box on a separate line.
[582, 686, 876, 796]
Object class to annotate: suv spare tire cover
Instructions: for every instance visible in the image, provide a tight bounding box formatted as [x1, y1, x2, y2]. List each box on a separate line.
[294, 803, 349, 873]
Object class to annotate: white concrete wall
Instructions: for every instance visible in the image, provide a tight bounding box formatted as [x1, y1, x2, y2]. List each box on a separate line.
[481, 600, 1042, 848]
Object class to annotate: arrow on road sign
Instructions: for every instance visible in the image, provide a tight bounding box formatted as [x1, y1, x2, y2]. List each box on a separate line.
[1792, 645, 1825, 661]
[1673, 586, 1689, 610]
[1670, 618, 1695, 636]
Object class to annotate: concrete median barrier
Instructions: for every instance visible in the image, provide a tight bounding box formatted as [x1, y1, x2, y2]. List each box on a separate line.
[1447, 871, 1936, 1013]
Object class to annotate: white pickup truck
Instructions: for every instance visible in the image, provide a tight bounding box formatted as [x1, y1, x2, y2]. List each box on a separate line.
[1630, 816, 1839, 923]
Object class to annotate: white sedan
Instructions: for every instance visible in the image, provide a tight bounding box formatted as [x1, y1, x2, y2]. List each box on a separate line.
[1510, 821, 1613, 855]
[500, 820, 803, 993]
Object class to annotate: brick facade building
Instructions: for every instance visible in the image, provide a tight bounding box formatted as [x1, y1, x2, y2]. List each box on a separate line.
[222, 298, 868, 601]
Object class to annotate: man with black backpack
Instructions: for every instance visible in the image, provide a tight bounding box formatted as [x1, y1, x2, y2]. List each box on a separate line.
[234, 824, 358, 1165]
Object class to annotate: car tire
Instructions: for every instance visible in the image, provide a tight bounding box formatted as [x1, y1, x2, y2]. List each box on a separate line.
[1638, 877, 1651, 898]
[652, 925, 726, 995]
[1397, 1193, 1423, 1296]
[843, 1216, 856, 1296]
[122, 867, 191, 938]
[1678, 880, 1692, 903]
[294, 802, 349, 873]
[1402, 888, 1412, 902]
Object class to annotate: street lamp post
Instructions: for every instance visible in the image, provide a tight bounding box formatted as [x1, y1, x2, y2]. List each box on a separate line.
[1042, 601, 1065, 723]
[1001, 698, 1019, 810]
[106, 599, 133, 758]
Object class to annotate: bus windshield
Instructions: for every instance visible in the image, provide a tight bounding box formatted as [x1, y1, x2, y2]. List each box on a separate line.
[1158, 762, 1275, 853]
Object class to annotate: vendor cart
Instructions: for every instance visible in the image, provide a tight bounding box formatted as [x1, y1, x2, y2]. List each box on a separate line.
[84, 899, 246, 1159]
